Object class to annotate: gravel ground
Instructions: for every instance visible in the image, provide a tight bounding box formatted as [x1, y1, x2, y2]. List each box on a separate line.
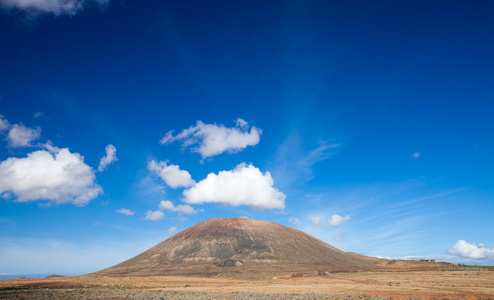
[0, 288, 427, 300]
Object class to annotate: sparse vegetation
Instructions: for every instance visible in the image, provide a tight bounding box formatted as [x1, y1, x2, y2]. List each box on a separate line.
[1, 269, 493, 299]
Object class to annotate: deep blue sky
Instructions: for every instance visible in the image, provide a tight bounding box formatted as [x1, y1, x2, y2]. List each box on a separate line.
[1, 0, 493, 275]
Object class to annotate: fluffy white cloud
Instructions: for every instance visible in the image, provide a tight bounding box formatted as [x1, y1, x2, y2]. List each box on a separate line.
[288, 217, 302, 225]
[0, 115, 10, 131]
[447, 240, 494, 259]
[309, 216, 322, 227]
[148, 160, 195, 188]
[144, 210, 164, 221]
[98, 144, 118, 172]
[0, 0, 109, 16]
[411, 152, 420, 158]
[160, 119, 261, 159]
[159, 200, 197, 214]
[7, 124, 41, 147]
[0, 148, 102, 206]
[116, 208, 135, 216]
[183, 163, 285, 210]
[328, 214, 351, 226]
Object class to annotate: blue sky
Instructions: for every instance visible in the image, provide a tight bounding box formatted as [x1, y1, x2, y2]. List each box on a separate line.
[0, 0, 493, 275]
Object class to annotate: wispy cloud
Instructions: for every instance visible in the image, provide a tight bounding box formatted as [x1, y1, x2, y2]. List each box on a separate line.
[98, 144, 118, 172]
[309, 216, 322, 227]
[34, 112, 45, 119]
[0, 0, 110, 17]
[288, 217, 302, 225]
[270, 131, 339, 187]
[144, 210, 164, 221]
[166, 226, 177, 235]
[160, 119, 261, 160]
[158, 200, 197, 214]
[116, 208, 135, 216]
[0, 115, 11, 131]
[411, 152, 420, 158]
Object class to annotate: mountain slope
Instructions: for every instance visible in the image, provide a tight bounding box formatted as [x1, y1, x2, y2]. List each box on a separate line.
[94, 218, 374, 277]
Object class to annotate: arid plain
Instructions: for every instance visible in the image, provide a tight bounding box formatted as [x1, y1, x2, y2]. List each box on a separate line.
[1, 267, 494, 299]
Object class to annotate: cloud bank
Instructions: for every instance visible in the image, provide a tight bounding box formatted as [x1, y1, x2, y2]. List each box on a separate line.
[160, 119, 261, 159]
[447, 240, 494, 259]
[148, 160, 195, 188]
[0, 148, 102, 206]
[0, 0, 109, 16]
[183, 163, 285, 210]
[98, 144, 117, 172]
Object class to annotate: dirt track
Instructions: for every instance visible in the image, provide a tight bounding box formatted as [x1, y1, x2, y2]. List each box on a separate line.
[1, 269, 493, 299]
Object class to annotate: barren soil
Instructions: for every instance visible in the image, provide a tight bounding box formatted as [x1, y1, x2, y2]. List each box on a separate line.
[1, 269, 493, 299]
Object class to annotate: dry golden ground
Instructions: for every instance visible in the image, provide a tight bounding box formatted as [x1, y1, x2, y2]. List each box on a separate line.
[1, 269, 493, 299]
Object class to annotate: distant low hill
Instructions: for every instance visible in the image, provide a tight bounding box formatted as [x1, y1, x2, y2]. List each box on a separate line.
[93, 218, 376, 278]
[46, 274, 66, 278]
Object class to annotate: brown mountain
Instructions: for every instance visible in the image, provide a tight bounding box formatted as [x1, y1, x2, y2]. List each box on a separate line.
[93, 218, 375, 277]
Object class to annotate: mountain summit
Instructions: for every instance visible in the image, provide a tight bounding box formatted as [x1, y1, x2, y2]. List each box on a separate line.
[95, 218, 374, 277]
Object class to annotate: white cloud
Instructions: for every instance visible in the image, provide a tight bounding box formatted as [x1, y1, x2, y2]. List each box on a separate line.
[0, 0, 109, 16]
[288, 217, 302, 225]
[144, 210, 164, 221]
[310, 216, 322, 227]
[116, 208, 135, 216]
[328, 214, 351, 226]
[6, 124, 41, 147]
[235, 118, 248, 129]
[148, 160, 195, 188]
[182, 163, 285, 210]
[0, 148, 102, 206]
[98, 144, 118, 172]
[447, 240, 494, 259]
[0, 115, 11, 131]
[158, 200, 197, 214]
[333, 236, 342, 241]
[411, 152, 420, 158]
[166, 226, 177, 235]
[160, 119, 261, 159]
